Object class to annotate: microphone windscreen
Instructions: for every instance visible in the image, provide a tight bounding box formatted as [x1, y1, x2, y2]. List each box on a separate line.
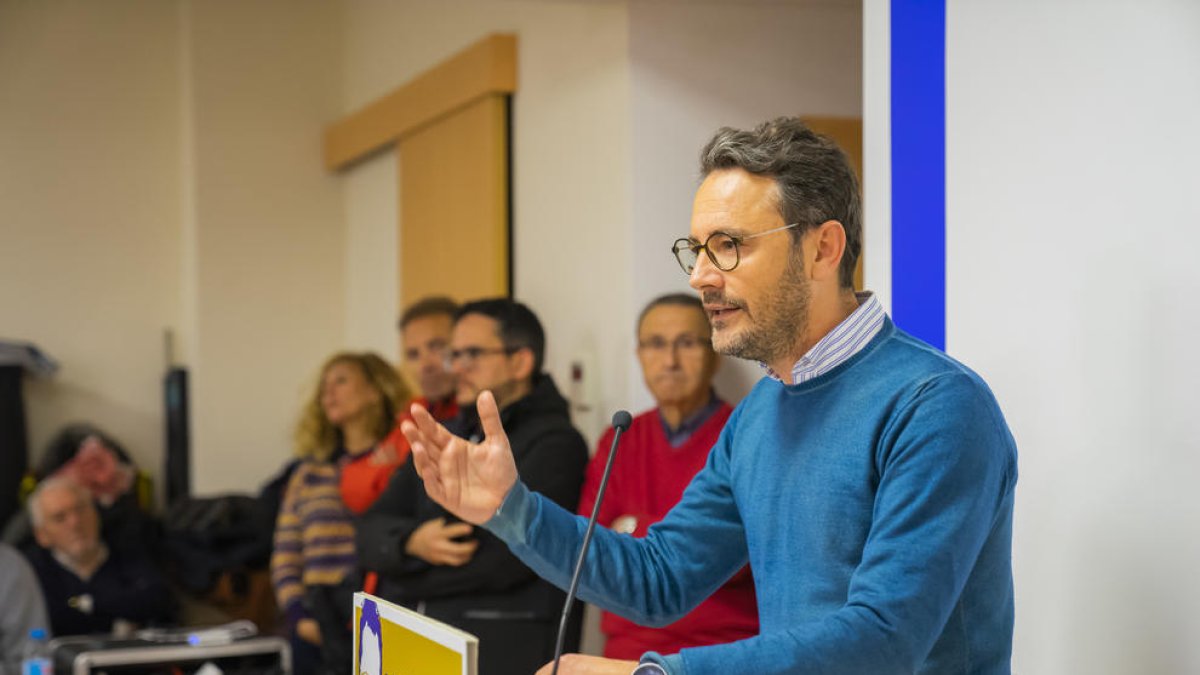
[611, 410, 633, 431]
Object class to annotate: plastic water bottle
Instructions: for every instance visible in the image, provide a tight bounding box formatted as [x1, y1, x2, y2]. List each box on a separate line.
[20, 628, 53, 675]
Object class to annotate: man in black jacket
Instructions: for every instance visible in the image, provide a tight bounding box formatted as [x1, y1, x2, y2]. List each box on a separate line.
[357, 298, 589, 675]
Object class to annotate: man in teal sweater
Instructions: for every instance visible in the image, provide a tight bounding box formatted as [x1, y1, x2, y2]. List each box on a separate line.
[401, 117, 1018, 674]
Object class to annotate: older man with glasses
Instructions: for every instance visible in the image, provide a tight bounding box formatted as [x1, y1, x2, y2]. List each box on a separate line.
[402, 117, 1018, 675]
[578, 292, 758, 661]
[357, 297, 589, 675]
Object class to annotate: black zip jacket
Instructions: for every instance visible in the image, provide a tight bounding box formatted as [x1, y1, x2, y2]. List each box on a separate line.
[356, 374, 589, 675]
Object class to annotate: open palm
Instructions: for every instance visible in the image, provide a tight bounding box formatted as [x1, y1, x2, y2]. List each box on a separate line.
[401, 390, 519, 525]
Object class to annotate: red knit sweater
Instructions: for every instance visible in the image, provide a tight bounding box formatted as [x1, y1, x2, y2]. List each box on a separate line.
[578, 403, 759, 659]
[340, 396, 458, 515]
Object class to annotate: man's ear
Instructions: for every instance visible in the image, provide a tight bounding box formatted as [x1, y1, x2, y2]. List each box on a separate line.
[807, 220, 847, 283]
[510, 347, 536, 381]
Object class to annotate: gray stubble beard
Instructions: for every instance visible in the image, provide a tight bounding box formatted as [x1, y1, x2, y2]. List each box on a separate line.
[711, 255, 810, 367]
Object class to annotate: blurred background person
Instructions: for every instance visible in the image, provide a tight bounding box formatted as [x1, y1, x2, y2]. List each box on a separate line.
[396, 296, 460, 422]
[24, 477, 174, 637]
[321, 299, 464, 670]
[353, 296, 463, 515]
[579, 293, 757, 658]
[271, 351, 412, 675]
[0, 541, 49, 674]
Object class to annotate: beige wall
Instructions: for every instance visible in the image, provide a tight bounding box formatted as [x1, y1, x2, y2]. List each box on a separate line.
[0, 0, 634, 496]
[1, 0, 346, 495]
[184, 0, 345, 493]
[339, 0, 633, 445]
[0, 0, 182, 476]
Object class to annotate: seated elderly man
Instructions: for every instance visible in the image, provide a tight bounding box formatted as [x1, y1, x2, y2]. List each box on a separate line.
[23, 477, 175, 636]
[579, 293, 759, 659]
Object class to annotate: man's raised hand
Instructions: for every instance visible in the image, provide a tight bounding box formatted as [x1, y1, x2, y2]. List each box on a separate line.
[401, 390, 519, 525]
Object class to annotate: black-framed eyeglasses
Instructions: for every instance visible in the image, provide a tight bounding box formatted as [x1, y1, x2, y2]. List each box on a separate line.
[671, 222, 803, 275]
[444, 346, 519, 370]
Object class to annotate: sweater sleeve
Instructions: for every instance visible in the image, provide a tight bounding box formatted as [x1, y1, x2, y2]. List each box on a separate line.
[659, 373, 1017, 674]
[270, 466, 309, 627]
[382, 426, 590, 601]
[487, 411, 750, 628]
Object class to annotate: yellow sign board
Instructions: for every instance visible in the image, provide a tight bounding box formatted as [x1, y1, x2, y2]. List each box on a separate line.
[353, 592, 478, 675]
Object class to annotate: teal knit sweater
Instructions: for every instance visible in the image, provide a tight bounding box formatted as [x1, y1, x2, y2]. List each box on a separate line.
[490, 318, 1018, 674]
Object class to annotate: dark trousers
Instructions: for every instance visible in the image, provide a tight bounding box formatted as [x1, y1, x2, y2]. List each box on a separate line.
[428, 602, 583, 675]
[290, 632, 323, 675]
[306, 582, 354, 675]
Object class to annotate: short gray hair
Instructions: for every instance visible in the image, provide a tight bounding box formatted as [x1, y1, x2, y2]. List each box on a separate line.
[28, 476, 92, 528]
[699, 117, 862, 288]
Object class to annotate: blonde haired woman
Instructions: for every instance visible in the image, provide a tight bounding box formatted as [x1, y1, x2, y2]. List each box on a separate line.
[270, 352, 411, 675]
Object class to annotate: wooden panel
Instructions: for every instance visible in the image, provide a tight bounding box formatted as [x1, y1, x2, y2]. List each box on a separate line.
[324, 33, 517, 171]
[398, 95, 509, 306]
[802, 116, 864, 290]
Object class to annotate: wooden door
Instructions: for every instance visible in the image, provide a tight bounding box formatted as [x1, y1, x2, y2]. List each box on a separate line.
[324, 34, 517, 306]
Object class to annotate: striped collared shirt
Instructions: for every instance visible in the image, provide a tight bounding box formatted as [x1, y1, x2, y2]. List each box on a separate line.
[659, 391, 723, 448]
[767, 291, 886, 385]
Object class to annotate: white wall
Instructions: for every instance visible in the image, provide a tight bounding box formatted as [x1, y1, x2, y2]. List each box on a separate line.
[861, 0, 890, 302]
[867, 1, 1200, 671]
[950, 4, 1200, 672]
[627, 0, 863, 412]
[342, 152, 399, 359]
[337, 1, 860, 656]
[0, 0, 182, 476]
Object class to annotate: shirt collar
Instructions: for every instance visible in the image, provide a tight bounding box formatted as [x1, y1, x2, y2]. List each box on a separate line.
[659, 392, 722, 448]
[765, 291, 886, 385]
[53, 542, 109, 582]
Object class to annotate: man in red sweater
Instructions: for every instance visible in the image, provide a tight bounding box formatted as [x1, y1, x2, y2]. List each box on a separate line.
[578, 293, 758, 659]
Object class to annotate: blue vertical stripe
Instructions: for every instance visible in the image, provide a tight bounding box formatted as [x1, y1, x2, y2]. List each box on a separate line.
[890, 0, 946, 350]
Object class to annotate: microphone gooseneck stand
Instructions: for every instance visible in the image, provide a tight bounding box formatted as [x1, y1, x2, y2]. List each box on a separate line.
[550, 409, 633, 675]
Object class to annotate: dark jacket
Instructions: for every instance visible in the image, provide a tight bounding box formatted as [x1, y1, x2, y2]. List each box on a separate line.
[356, 374, 589, 675]
[24, 544, 176, 636]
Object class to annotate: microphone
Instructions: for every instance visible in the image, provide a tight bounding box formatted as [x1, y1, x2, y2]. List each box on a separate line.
[551, 409, 633, 675]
